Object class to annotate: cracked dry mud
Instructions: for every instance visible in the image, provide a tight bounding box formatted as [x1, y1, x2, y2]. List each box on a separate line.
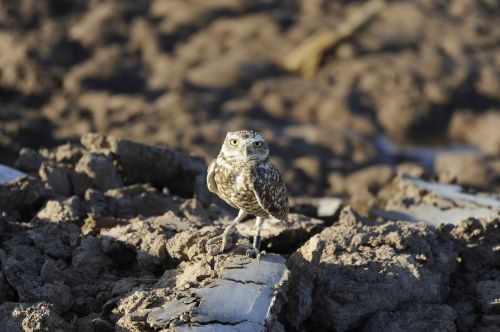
[0, 134, 499, 331]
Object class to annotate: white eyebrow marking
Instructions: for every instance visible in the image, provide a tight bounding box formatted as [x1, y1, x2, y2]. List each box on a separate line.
[248, 134, 264, 142]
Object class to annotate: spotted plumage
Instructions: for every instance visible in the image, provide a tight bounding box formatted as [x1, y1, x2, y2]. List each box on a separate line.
[205, 130, 288, 257]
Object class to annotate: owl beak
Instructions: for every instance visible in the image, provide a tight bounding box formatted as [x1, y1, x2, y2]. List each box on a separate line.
[244, 145, 254, 160]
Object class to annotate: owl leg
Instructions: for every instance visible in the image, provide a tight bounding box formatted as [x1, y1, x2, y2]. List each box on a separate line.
[206, 210, 247, 255]
[246, 216, 266, 259]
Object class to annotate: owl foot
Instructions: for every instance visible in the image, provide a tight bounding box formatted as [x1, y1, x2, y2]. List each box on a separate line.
[206, 224, 237, 255]
[205, 234, 232, 255]
[205, 234, 223, 255]
[246, 234, 266, 259]
[246, 247, 266, 259]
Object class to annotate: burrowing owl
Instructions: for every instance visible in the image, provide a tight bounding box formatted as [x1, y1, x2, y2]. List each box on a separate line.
[205, 130, 288, 258]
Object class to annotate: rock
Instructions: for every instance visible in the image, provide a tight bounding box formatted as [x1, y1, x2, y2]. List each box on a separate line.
[0, 214, 22, 244]
[237, 214, 325, 253]
[375, 174, 500, 226]
[166, 226, 245, 262]
[114, 287, 172, 316]
[27, 223, 80, 259]
[36, 196, 85, 224]
[0, 302, 71, 332]
[81, 133, 205, 197]
[29, 283, 74, 314]
[14, 148, 44, 174]
[70, 171, 94, 197]
[81, 214, 129, 235]
[75, 152, 123, 191]
[476, 281, 500, 315]
[39, 161, 72, 197]
[0, 164, 26, 184]
[84, 184, 180, 219]
[72, 236, 112, 279]
[174, 260, 214, 288]
[448, 216, 500, 330]
[101, 216, 181, 271]
[0, 176, 47, 217]
[40, 259, 65, 284]
[0, 246, 74, 312]
[52, 143, 85, 165]
[118, 254, 289, 331]
[362, 304, 457, 332]
[188, 255, 287, 329]
[283, 207, 455, 331]
[0, 265, 12, 303]
[281, 235, 323, 328]
[153, 211, 191, 232]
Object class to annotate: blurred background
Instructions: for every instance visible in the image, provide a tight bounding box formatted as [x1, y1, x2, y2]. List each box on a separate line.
[1, 0, 499, 203]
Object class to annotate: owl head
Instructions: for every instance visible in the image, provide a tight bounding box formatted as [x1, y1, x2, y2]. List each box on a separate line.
[220, 130, 269, 161]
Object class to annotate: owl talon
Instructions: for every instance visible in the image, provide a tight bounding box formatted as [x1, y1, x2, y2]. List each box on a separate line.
[246, 247, 266, 259]
[245, 248, 257, 258]
[206, 231, 235, 255]
[205, 234, 224, 255]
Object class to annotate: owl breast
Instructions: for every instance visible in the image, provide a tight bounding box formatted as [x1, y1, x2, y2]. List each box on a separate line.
[212, 157, 269, 218]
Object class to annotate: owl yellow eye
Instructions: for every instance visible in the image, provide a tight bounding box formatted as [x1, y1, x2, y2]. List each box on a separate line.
[229, 139, 239, 146]
[254, 141, 263, 148]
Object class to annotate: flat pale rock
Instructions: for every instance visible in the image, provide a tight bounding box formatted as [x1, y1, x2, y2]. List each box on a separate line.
[141, 254, 288, 331]
[192, 280, 273, 325]
[0, 165, 25, 184]
[291, 197, 343, 218]
[174, 321, 263, 331]
[375, 174, 500, 226]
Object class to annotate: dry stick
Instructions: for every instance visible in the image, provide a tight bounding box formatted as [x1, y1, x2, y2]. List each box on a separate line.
[283, 0, 387, 78]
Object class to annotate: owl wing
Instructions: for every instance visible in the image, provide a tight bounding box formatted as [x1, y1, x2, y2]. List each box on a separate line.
[206, 159, 219, 194]
[251, 162, 289, 220]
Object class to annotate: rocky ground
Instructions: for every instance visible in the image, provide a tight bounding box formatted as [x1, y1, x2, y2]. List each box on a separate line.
[1, 0, 500, 331]
[0, 134, 499, 331]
